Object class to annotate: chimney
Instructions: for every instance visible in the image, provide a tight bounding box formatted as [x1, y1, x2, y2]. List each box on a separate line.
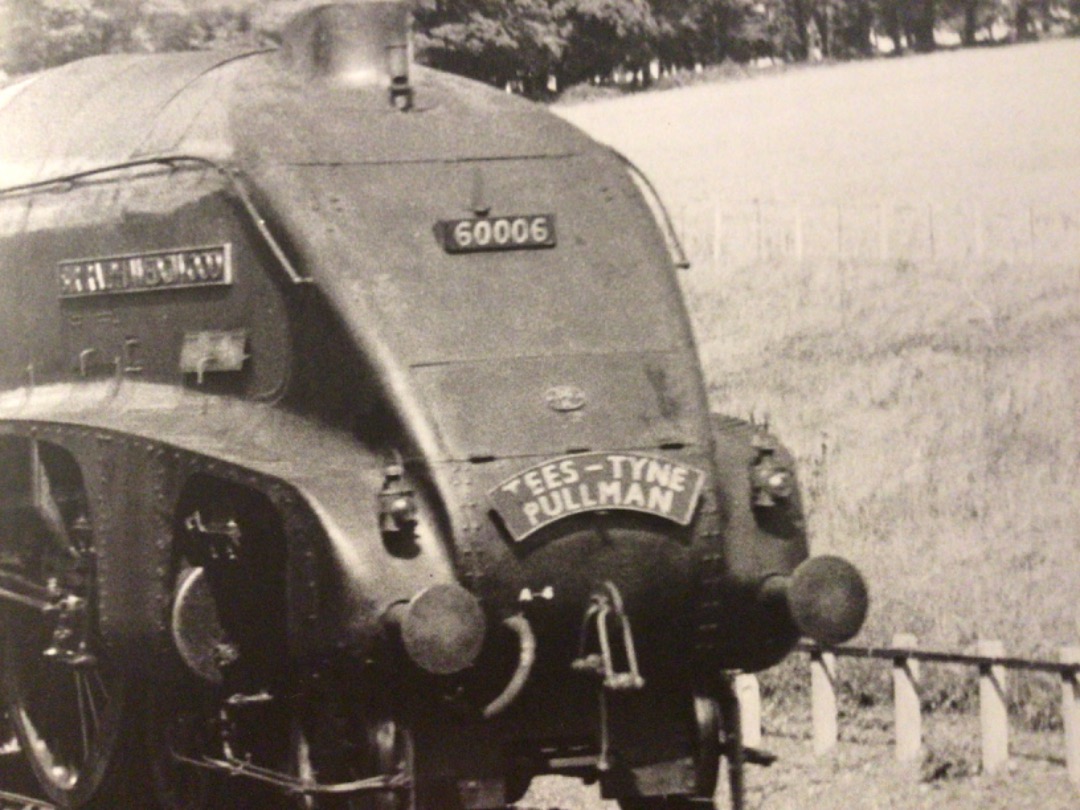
[280, 2, 413, 108]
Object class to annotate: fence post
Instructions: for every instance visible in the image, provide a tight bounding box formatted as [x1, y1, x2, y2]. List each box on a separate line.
[1062, 646, 1080, 789]
[927, 201, 936, 262]
[811, 648, 837, 755]
[755, 199, 763, 261]
[973, 204, 984, 260]
[836, 203, 844, 260]
[711, 199, 723, 270]
[1075, 207, 1080, 261]
[793, 203, 804, 264]
[1028, 205, 1037, 264]
[878, 201, 889, 263]
[979, 639, 1009, 774]
[892, 633, 921, 762]
[735, 673, 762, 748]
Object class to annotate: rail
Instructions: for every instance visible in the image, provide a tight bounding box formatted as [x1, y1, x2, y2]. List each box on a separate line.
[0, 155, 310, 287]
[732, 637, 1080, 790]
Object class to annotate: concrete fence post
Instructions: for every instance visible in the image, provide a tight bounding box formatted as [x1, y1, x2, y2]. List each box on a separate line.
[892, 633, 921, 762]
[755, 199, 764, 261]
[735, 673, 762, 748]
[1061, 646, 1080, 789]
[973, 204, 984, 260]
[811, 648, 837, 755]
[1028, 205, 1037, 264]
[927, 201, 936, 262]
[1075, 207, 1080, 261]
[711, 199, 723, 270]
[979, 639, 1009, 774]
[878, 201, 890, 263]
[836, 204, 844, 261]
[793, 203, 804, 264]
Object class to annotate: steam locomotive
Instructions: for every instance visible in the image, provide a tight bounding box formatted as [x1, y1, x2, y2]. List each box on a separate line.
[0, 3, 867, 808]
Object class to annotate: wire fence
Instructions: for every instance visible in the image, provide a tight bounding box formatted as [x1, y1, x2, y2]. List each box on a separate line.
[672, 199, 1080, 269]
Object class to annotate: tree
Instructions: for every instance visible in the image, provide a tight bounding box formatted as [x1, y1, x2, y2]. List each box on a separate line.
[555, 0, 658, 87]
[818, 0, 876, 56]
[1, 0, 264, 77]
[414, 0, 566, 94]
[938, 0, 999, 45]
[649, 0, 785, 69]
[906, 0, 937, 51]
[3, 0, 119, 73]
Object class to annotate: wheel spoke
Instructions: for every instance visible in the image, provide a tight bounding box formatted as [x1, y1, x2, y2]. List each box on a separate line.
[74, 670, 92, 763]
[79, 670, 103, 743]
[88, 665, 110, 707]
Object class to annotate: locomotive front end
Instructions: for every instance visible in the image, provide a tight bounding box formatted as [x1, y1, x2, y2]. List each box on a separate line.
[252, 8, 868, 800]
[0, 3, 867, 809]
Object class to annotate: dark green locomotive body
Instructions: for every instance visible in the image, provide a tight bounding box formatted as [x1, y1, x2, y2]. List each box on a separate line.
[0, 5, 866, 809]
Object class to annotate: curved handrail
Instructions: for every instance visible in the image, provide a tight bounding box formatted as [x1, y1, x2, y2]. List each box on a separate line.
[482, 614, 537, 719]
[608, 147, 691, 270]
[0, 155, 311, 287]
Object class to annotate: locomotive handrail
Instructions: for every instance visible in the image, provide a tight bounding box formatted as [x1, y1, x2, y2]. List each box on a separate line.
[0, 155, 311, 287]
[482, 614, 537, 719]
[608, 147, 691, 270]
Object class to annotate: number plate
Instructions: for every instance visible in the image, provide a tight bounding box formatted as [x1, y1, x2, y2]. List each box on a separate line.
[439, 214, 556, 254]
[489, 452, 706, 542]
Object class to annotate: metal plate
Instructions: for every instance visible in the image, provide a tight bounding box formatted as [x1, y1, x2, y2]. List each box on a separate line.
[439, 214, 555, 253]
[57, 244, 232, 298]
[179, 330, 248, 378]
[489, 451, 706, 542]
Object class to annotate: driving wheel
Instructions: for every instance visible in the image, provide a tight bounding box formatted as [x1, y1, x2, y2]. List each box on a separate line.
[0, 461, 130, 808]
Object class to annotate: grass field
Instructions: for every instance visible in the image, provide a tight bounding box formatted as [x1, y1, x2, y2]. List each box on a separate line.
[556, 41, 1080, 710]
[556, 39, 1080, 210]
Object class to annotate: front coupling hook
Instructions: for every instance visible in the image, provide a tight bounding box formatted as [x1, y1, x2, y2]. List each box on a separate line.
[571, 581, 645, 691]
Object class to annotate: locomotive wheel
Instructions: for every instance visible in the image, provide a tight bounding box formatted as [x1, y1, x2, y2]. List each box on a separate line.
[616, 697, 720, 810]
[0, 513, 130, 808]
[0, 633, 130, 807]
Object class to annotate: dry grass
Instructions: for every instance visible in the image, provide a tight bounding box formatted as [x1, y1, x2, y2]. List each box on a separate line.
[683, 255, 1080, 660]
[555, 40, 1080, 718]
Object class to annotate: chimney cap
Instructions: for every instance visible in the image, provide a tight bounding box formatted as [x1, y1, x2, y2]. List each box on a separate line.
[279, 1, 411, 91]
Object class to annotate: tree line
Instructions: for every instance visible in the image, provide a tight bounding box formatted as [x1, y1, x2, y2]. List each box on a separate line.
[2, 0, 1078, 93]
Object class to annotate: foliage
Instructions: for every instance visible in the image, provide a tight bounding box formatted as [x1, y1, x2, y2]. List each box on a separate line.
[556, 0, 657, 85]
[0, 0, 266, 75]
[414, 0, 566, 92]
[1, 0, 1078, 97]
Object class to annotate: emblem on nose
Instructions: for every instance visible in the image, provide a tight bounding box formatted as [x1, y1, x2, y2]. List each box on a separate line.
[545, 385, 587, 412]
